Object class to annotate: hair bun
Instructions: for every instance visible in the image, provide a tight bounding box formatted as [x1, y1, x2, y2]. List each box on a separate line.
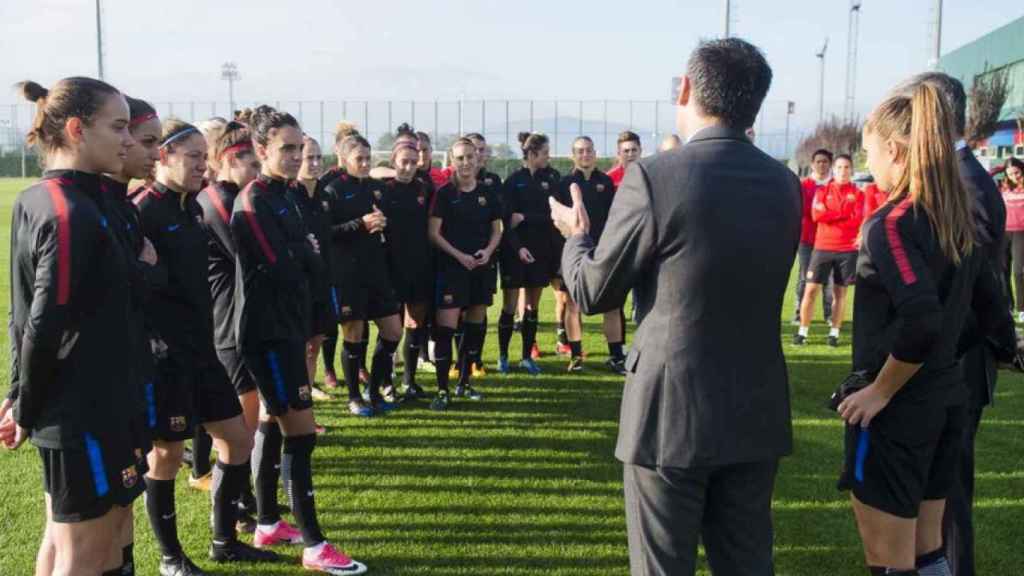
[517, 132, 531, 146]
[17, 80, 49, 103]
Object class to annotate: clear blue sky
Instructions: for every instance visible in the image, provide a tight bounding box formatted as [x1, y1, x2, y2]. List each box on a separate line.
[1, 0, 1020, 141]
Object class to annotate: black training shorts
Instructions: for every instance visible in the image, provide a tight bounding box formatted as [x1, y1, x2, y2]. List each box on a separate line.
[807, 249, 858, 287]
[436, 260, 496, 310]
[39, 432, 147, 523]
[838, 399, 965, 518]
[216, 346, 257, 395]
[243, 339, 314, 417]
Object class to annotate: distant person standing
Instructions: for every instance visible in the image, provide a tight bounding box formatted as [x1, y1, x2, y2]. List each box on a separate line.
[794, 149, 834, 326]
[795, 154, 863, 347]
[1000, 157, 1024, 322]
[606, 131, 642, 188]
[554, 38, 797, 576]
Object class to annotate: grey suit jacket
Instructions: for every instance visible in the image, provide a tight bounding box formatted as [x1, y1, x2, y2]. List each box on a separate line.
[561, 126, 801, 468]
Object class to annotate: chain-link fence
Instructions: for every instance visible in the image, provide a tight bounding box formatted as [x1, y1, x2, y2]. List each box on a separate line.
[1, 99, 808, 177]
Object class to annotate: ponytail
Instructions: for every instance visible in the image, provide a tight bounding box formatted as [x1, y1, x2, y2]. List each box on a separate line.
[866, 83, 974, 264]
[15, 77, 120, 157]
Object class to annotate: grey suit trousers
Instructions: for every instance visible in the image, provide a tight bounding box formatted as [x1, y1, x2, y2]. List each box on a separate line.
[624, 460, 779, 576]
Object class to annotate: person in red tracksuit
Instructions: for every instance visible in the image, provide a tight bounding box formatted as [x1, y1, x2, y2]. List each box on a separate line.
[795, 153, 863, 347]
[794, 149, 834, 325]
[863, 181, 889, 216]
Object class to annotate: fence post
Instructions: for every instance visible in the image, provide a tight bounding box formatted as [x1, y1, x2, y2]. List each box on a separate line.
[433, 100, 438, 144]
[387, 100, 392, 134]
[554, 101, 559, 155]
[481, 100, 486, 137]
[603, 100, 609, 157]
[505, 100, 510, 148]
[363, 101, 369, 138]
[319, 100, 325, 150]
[411, 100, 416, 128]
[530, 100, 534, 132]
[655, 100, 660, 145]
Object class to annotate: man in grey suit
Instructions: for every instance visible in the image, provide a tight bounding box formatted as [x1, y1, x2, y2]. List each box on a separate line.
[552, 38, 800, 575]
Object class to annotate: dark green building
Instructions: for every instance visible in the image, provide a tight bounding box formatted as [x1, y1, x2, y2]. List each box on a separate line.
[940, 15, 1024, 165]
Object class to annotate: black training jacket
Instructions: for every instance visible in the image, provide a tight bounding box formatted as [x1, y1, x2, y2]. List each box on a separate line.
[197, 181, 243, 351]
[321, 173, 390, 284]
[559, 169, 616, 243]
[380, 177, 433, 279]
[230, 175, 312, 349]
[133, 182, 217, 364]
[8, 171, 137, 448]
[502, 166, 562, 257]
[285, 181, 335, 315]
[853, 199, 1016, 404]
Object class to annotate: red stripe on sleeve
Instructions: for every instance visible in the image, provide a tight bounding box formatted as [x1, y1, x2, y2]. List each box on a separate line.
[240, 185, 277, 265]
[884, 199, 917, 285]
[204, 186, 231, 225]
[44, 180, 72, 305]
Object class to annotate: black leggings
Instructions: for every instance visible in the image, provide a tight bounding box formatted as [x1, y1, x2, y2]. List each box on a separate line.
[1009, 232, 1024, 311]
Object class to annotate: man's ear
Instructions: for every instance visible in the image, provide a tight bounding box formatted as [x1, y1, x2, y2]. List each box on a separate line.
[677, 76, 691, 107]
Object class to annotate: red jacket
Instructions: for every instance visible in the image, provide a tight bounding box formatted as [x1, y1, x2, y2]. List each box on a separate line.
[1004, 183, 1024, 232]
[812, 181, 864, 252]
[607, 164, 625, 187]
[863, 183, 889, 216]
[800, 177, 829, 245]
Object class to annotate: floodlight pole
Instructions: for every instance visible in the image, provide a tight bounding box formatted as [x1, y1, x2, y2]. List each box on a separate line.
[96, 0, 104, 80]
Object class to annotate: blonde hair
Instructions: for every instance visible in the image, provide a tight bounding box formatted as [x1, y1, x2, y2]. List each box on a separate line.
[864, 83, 974, 264]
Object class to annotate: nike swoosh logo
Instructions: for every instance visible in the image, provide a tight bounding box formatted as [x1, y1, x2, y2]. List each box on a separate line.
[161, 513, 176, 520]
[307, 490, 315, 497]
[57, 331, 79, 360]
[167, 224, 181, 232]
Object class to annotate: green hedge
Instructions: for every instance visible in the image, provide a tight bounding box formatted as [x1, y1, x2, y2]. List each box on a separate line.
[0, 153, 41, 178]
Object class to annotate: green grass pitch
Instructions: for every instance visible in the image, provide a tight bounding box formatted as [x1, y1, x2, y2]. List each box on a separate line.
[0, 177, 1020, 575]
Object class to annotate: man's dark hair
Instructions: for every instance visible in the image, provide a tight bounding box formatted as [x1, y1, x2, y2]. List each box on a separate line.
[811, 148, 834, 162]
[685, 38, 772, 129]
[891, 72, 966, 137]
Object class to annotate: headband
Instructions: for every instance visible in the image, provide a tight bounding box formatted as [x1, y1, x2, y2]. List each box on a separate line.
[129, 112, 158, 127]
[159, 126, 199, 149]
[221, 141, 253, 158]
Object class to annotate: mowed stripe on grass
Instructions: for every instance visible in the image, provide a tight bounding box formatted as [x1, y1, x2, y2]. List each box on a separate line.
[0, 178, 1020, 575]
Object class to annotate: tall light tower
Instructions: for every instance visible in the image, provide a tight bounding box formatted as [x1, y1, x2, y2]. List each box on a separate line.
[95, 0, 105, 80]
[930, 0, 944, 69]
[221, 62, 239, 114]
[723, 0, 731, 38]
[843, 1, 862, 122]
[816, 37, 829, 124]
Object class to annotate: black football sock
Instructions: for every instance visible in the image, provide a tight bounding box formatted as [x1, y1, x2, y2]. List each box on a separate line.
[608, 341, 625, 361]
[434, 326, 455, 392]
[498, 311, 515, 359]
[359, 322, 370, 372]
[569, 340, 583, 359]
[321, 335, 337, 376]
[370, 338, 400, 402]
[252, 421, 282, 526]
[211, 460, 247, 542]
[145, 478, 181, 557]
[341, 341, 363, 401]
[522, 310, 539, 360]
[191, 426, 212, 478]
[458, 322, 486, 386]
[474, 316, 488, 366]
[282, 434, 326, 546]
